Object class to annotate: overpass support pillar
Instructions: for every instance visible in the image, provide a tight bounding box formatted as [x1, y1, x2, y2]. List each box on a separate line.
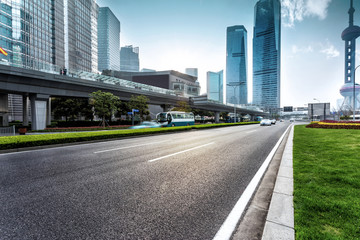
[0, 93, 9, 126]
[22, 95, 29, 126]
[215, 111, 220, 123]
[47, 98, 51, 126]
[30, 94, 50, 130]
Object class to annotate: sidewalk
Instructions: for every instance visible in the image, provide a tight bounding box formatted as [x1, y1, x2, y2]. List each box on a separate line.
[262, 125, 294, 239]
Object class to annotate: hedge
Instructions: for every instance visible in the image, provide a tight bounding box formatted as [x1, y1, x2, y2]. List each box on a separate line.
[0, 122, 259, 150]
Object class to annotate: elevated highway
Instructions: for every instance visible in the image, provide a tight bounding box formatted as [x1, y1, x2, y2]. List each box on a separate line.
[0, 64, 266, 130]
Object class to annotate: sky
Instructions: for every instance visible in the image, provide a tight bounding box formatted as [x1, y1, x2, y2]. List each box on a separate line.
[96, 0, 355, 109]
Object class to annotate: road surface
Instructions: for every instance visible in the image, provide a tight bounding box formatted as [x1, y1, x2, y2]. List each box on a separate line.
[0, 122, 290, 239]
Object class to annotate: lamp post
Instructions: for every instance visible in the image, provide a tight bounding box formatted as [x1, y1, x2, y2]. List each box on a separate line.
[313, 98, 320, 103]
[227, 82, 244, 123]
[353, 65, 360, 121]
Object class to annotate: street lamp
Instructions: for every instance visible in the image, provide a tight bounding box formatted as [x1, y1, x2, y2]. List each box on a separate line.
[227, 82, 244, 123]
[313, 98, 320, 103]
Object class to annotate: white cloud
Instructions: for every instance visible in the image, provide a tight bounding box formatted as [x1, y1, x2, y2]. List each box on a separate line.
[281, 0, 332, 27]
[320, 41, 340, 59]
[292, 45, 313, 54]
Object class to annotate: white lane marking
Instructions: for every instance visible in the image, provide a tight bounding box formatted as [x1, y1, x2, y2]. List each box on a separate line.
[245, 130, 257, 134]
[94, 141, 166, 154]
[148, 142, 215, 163]
[212, 125, 292, 240]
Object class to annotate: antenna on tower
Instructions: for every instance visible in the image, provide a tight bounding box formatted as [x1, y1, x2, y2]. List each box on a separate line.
[349, 0, 355, 26]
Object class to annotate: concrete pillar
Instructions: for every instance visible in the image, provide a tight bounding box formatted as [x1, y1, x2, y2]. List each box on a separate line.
[22, 95, 29, 126]
[47, 98, 51, 126]
[0, 93, 9, 126]
[215, 111, 220, 123]
[30, 94, 50, 130]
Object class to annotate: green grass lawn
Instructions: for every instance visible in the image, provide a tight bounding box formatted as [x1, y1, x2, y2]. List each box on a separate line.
[293, 125, 360, 239]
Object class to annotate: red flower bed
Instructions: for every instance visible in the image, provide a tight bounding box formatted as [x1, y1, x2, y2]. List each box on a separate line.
[321, 120, 360, 124]
[306, 122, 360, 129]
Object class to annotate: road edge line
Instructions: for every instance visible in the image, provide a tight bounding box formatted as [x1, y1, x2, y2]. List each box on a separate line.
[212, 124, 292, 240]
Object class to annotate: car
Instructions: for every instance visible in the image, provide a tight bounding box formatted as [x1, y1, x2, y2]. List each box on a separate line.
[260, 119, 272, 126]
[289, 118, 295, 122]
[129, 121, 162, 129]
[270, 119, 276, 124]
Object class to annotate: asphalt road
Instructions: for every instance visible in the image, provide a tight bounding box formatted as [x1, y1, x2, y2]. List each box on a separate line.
[0, 122, 290, 240]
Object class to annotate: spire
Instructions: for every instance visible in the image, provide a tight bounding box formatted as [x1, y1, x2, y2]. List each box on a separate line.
[349, 0, 355, 26]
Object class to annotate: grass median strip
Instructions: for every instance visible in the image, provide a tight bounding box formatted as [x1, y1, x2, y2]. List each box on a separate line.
[0, 122, 259, 150]
[293, 125, 360, 239]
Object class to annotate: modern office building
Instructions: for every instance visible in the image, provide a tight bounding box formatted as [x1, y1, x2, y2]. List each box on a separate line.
[207, 70, 223, 103]
[0, 0, 59, 71]
[98, 7, 120, 72]
[120, 45, 139, 72]
[0, 0, 99, 123]
[65, 0, 98, 73]
[185, 68, 198, 77]
[103, 70, 200, 97]
[252, 0, 281, 110]
[226, 25, 248, 105]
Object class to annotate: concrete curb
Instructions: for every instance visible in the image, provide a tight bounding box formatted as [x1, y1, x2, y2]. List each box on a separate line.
[262, 125, 294, 240]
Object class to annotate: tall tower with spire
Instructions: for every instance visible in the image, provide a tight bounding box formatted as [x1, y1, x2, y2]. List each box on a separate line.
[340, 0, 360, 112]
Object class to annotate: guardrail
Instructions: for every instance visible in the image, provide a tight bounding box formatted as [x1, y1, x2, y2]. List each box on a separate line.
[0, 126, 15, 136]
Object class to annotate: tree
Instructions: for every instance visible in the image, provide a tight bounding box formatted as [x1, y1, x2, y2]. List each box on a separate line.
[172, 101, 192, 112]
[52, 97, 89, 121]
[128, 95, 150, 121]
[89, 91, 120, 127]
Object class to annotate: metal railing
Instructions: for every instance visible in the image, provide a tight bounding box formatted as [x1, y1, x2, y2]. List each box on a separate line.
[0, 126, 15, 136]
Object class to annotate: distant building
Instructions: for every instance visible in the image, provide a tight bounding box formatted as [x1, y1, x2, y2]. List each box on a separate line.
[65, 0, 99, 73]
[98, 7, 120, 72]
[103, 70, 200, 97]
[207, 70, 223, 103]
[185, 68, 198, 77]
[141, 68, 156, 72]
[253, 0, 281, 110]
[120, 45, 139, 72]
[226, 25, 248, 105]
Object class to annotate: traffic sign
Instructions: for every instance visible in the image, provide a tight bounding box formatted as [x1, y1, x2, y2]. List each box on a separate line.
[132, 109, 139, 112]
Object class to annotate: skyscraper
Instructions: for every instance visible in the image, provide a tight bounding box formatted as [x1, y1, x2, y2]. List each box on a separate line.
[207, 70, 223, 103]
[226, 25, 248, 105]
[185, 68, 198, 78]
[65, 0, 98, 73]
[0, 0, 60, 71]
[120, 45, 140, 72]
[98, 7, 120, 72]
[252, 0, 281, 110]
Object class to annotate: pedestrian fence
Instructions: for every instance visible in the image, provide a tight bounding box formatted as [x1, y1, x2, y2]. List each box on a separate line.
[0, 126, 15, 136]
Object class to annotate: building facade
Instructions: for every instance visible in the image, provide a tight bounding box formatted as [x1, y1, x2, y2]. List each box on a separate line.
[0, 0, 98, 124]
[103, 70, 200, 97]
[120, 45, 139, 72]
[65, 0, 98, 73]
[185, 68, 198, 77]
[97, 7, 120, 72]
[252, 0, 281, 110]
[207, 70, 223, 103]
[226, 25, 248, 105]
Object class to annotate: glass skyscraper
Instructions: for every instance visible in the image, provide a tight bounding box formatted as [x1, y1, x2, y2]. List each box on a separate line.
[252, 0, 281, 110]
[207, 70, 223, 103]
[226, 25, 248, 105]
[98, 7, 120, 72]
[65, 0, 98, 73]
[0, 0, 98, 73]
[120, 45, 139, 72]
[0, 0, 59, 71]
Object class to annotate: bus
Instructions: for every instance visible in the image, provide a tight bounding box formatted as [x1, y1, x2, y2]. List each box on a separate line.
[156, 111, 195, 127]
